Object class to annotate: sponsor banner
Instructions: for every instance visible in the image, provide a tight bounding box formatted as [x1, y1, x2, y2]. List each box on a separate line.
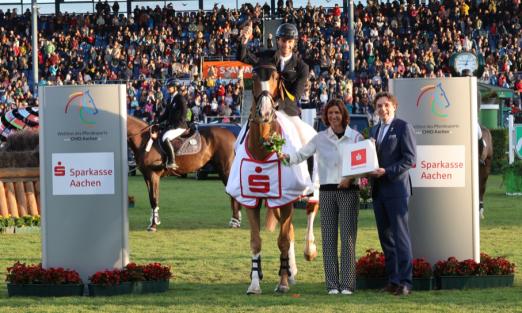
[411, 145, 465, 187]
[52, 152, 115, 195]
[202, 61, 253, 79]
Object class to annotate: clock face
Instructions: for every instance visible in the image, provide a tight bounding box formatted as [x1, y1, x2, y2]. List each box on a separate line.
[455, 52, 479, 74]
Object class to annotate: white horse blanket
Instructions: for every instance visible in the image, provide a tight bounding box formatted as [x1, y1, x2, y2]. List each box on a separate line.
[226, 112, 314, 208]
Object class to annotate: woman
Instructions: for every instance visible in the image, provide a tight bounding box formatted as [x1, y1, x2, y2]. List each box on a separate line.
[279, 99, 363, 295]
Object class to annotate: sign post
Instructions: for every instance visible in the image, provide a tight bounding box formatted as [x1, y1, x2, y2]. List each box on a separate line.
[39, 85, 128, 282]
[391, 77, 480, 264]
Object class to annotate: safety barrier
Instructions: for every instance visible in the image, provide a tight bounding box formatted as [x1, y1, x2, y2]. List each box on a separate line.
[0, 168, 40, 218]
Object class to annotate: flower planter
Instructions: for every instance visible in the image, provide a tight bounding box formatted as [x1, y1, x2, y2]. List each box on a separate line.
[14, 226, 40, 234]
[437, 275, 514, 290]
[88, 282, 133, 296]
[0, 226, 16, 234]
[412, 277, 433, 291]
[356, 277, 387, 289]
[132, 280, 169, 294]
[7, 283, 84, 297]
[89, 281, 170, 296]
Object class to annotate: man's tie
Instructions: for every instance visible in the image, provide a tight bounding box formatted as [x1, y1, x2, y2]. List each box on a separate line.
[377, 123, 387, 146]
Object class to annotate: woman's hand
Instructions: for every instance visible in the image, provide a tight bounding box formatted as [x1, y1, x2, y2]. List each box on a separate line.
[277, 152, 289, 162]
[338, 177, 353, 189]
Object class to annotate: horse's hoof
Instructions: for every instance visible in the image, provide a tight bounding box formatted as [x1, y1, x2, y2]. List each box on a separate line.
[246, 287, 262, 295]
[147, 225, 157, 232]
[304, 242, 318, 261]
[288, 276, 297, 285]
[274, 284, 290, 294]
[228, 218, 241, 228]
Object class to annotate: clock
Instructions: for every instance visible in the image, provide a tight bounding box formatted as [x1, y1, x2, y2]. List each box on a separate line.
[449, 52, 485, 77]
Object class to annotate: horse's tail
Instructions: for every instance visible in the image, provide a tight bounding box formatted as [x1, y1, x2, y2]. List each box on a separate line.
[265, 209, 278, 232]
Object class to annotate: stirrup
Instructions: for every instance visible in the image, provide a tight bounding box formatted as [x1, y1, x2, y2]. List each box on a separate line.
[165, 162, 179, 170]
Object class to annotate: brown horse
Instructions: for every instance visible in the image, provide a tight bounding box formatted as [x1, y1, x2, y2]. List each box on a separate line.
[127, 116, 241, 231]
[479, 125, 493, 218]
[233, 61, 319, 294]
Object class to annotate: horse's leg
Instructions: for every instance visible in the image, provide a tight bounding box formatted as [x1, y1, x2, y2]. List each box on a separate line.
[213, 145, 242, 228]
[145, 171, 161, 232]
[275, 204, 294, 293]
[304, 202, 319, 261]
[229, 198, 242, 228]
[246, 202, 263, 295]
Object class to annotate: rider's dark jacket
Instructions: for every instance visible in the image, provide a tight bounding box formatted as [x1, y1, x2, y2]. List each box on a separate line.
[238, 42, 309, 117]
[158, 93, 188, 129]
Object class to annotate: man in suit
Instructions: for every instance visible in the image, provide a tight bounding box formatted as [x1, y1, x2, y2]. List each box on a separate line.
[369, 91, 416, 296]
[158, 79, 188, 169]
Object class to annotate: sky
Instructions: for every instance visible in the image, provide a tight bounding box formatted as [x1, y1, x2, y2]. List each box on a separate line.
[0, 0, 368, 15]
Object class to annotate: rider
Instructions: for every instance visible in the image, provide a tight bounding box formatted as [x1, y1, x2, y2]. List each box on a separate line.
[238, 21, 315, 145]
[158, 79, 188, 169]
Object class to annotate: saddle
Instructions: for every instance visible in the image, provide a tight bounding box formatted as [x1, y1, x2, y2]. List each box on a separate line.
[168, 128, 202, 156]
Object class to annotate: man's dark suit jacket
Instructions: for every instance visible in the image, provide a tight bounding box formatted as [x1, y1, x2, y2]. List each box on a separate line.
[370, 118, 416, 199]
[237, 42, 309, 117]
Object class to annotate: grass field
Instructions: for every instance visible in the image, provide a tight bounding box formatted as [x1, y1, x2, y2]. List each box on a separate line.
[0, 174, 520, 312]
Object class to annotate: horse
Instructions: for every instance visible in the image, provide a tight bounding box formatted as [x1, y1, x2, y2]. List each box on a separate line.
[479, 125, 493, 218]
[126, 115, 241, 231]
[228, 60, 319, 294]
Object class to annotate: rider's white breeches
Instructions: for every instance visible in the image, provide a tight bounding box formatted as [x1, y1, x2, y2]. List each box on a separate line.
[162, 128, 186, 142]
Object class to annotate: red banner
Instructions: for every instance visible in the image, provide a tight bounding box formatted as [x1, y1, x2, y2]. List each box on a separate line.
[202, 61, 253, 79]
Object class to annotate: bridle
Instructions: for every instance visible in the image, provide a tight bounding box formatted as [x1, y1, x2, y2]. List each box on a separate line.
[250, 64, 279, 124]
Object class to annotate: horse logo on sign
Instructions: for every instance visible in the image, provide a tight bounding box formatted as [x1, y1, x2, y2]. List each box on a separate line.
[416, 82, 451, 118]
[64, 90, 99, 127]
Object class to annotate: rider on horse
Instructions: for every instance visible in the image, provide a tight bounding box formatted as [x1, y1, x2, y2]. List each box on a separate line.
[158, 79, 189, 169]
[238, 22, 316, 146]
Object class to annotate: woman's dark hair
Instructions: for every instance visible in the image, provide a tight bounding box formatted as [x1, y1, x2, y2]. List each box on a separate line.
[322, 98, 350, 129]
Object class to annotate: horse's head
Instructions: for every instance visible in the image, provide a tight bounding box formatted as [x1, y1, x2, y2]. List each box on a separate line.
[251, 63, 280, 125]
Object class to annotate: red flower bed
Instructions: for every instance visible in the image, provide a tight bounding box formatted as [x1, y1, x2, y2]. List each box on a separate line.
[434, 253, 516, 277]
[6, 262, 82, 285]
[356, 249, 434, 278]
[89, 262, 172, 286]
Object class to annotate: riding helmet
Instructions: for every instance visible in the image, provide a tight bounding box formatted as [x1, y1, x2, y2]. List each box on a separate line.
[275, 23, 298, 40]
[165, 78, 178, 88]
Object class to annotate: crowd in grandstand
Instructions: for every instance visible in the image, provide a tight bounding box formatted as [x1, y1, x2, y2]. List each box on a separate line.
[0, 0, 522, 123]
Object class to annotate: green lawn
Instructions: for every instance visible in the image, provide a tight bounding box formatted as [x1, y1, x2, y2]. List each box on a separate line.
[0, 174, 520, 312]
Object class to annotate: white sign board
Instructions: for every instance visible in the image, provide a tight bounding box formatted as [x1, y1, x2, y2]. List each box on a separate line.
[40, 85, 128, 284]
[392, 77, 479, 264]
[52, 152, 115, 195]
